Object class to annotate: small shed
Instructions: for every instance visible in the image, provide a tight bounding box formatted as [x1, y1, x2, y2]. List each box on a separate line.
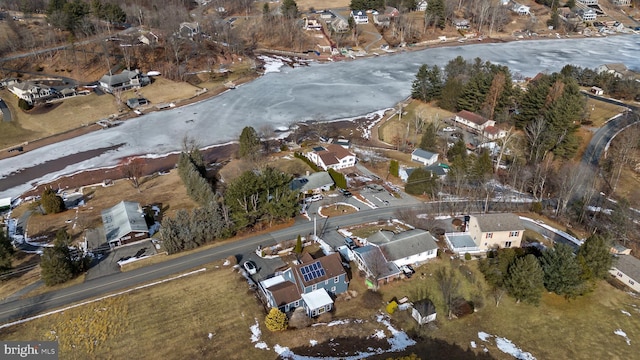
[0, 197, 12, 211]
[590, 86, 603, 95]
[411, 149, 439, 166]
[412, 299, 437, 324]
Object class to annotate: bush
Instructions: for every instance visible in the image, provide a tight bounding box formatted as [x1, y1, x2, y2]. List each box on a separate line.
[328, 168, 347, 189]
[386, 301, 398, 314]
[464, 252, 472, 261]
[531, 202, 543, 214]
[18, 98, 33, 111]
[40, 188, 65, 214]
[265, 308, 288, 331]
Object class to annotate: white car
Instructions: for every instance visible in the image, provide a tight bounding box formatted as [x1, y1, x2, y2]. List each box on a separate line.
[305, 194, 323, 203]
[243, 261, 257, 275]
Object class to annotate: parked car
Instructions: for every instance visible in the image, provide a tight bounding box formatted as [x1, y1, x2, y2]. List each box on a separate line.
[243, 260, 257, 275]
[339, 188, 352, 197]
[401, 265, 415, 278]
[306, 194, 323, 203]
[344, 237, 356, 250]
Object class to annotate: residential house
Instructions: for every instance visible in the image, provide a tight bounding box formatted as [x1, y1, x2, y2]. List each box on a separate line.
[102, 201, 150, 247]
[335, 138, 350, 149]
[399, 163, 449, 182]
[305, 144, 356, 171]
[98, 69, 150, 93]
[126, 97, 149, 109]
[373, 13, 391, 27]
[411, 299, 437, 324]
[445, 213, 524, 253]
[578, 0, 598, 5]
[613, 0, 631, 5]
[350, 10, 369, 24]
[304, 17, 323, 30]
[353, 245, 403, 287]
[0, 197, 11, 212]
[483, 126, 507, 140]
[319, 10, 336, 21]
[290, 171, 335, 194]
[417, 0, 428, 11]
[578, 9, 597, 22]
[384, 6, 400, 18]
[452, 18, 470, 30]
[610, 255, 640, 293]
[610, 243, 632, 255]
[452, 110, 496, 134]
[511, 3, 530, 15]
[367, 229, 439, 267]
[591, 86, 604, 95]
[179, 22, 200, 38]
[331, 14, 350, 33]
[411, 149, 439, 166]
[260, 253, 349, 316]
[596, 63, 632, 79]
[8, 82, 54, 104]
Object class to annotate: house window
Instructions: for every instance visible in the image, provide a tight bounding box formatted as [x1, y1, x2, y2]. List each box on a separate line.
[618, 272, 623, 277]
[630, 280, 635, 285]
[509, 231, 519, 237]
[486, 233, 493, 239]
[334, 276, 339, 283]
[331, 286, 336, 292]
[318, 307, 325, 315]
[295, 301, 299, 307]
[312, 284, 317, 291]
[505, 241, 512, 248]
[325, 280, 328, 285]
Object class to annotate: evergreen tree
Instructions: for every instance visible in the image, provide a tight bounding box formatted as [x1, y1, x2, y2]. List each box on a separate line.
[0, 229, 14, 272]
[504, 254, 544, 304]
[389, 160, 399, 177]
[540, 243, 585, 298]
[41, 188, 65, 214]
[577, 234, 612, 281]
[446, 139, 467, 161]
[265, 307, 288, 331]
[281, 0, 298, 18]
[238, 126, 261, 160]
[437, 77, 464, 111]
[405, 168, 437, 196]
[40, 239, 74, 286]
[424, 0, 445, 29]
[471, 150, 493, 183]
[419, 122, 438, 152]
[294, 235, 303, 253]
[411, 65, 443, 102]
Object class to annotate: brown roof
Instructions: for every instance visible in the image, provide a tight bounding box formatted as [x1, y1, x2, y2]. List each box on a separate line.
[267, 281, 300, 307]
[456, 110, 491, 126]
[315, 144, 354, 167]
[319, 152, 339, 166]
[292, 253, 346, 288]
[484, 126, 499, 135]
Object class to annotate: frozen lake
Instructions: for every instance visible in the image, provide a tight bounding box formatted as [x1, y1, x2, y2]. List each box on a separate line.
[1, 35, 639, 199]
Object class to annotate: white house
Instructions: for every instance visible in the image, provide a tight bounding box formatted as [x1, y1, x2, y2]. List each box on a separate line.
[483, 126, 507, 140]
[578, 0, 598, 4]
[8, 82, 53, 104]
[511, 3, 530, 15]
[613, 0, 631, 5]
[411, 299, 437, 324]
[350, 10, 369, 24]
[452, 18, 470, 30]
[452, 110, 495, 134]
[367, 229, 439, 267]
[305, 144, 356, 171]
[179, 22, 200, 38]
[579, 9, 597, 22]
[590, 86, 604, 95]
[417, 0, 428, 11]
[596, 63, 631, 79]
[411, 149, 439, 166]
[98, 69, 150, 93]
[610, 255, 640, 293]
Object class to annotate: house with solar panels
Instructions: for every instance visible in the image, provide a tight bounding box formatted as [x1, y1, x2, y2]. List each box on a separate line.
[259, 253, 348, 317]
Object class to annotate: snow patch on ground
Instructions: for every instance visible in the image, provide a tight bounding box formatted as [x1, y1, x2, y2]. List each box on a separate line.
[373, 329, 386, 339]
[614, 329, 631, 345]
[621, 310, 632, 317]
[495, 337, 536, 360]
[478, 332, 492, 341]
[250, 318, 261, 343]
[258, 55, 286, 73]
[470, 341, 477, 349]
[255, 342, 270, 350]
[309, 340, 317, 346]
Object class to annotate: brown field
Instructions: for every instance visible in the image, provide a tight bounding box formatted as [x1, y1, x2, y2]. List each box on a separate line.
[379, 100, 454, 146]
[612, 165, 640, 205]
[126, 77, 202, 105]
[2, 254, 639, 360]
[295, 0, 351, 11]
[319, 203, 358, 217]
[21, 170, 198, 244]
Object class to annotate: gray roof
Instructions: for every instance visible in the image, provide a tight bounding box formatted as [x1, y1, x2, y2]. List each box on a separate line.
[99, 69, 141, 87]
[101, 201, 149, 243]
[290, 171, 334, 192]
[613, 255, 640, 282]
[85, 227, 106, 250]
[447, 233, 477, 249]
[375, 229, 439, 262]
[473, 213, 523, 232]
[411, 148, 437, 160]
[353, 245, 402, 280]
[413, 298, 436, 316]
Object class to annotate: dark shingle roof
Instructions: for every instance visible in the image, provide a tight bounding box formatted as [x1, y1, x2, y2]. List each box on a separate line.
[613, 255, 640, 283]
[473, 213, 523, 232]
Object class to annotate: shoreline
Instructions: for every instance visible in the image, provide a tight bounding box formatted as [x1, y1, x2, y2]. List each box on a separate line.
[1, 32, 638, 199]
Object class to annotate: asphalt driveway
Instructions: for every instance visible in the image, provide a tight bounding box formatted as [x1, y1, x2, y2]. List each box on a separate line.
[0, 98, 11, 122]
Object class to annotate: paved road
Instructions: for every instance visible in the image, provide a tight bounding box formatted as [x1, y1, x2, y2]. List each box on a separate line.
[0, 98, 10, 122]
[0, 206, 401, 325]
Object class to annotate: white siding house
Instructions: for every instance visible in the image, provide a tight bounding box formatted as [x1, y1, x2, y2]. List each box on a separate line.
[610, 255, 640, 293]
[411, 149, 439, 166]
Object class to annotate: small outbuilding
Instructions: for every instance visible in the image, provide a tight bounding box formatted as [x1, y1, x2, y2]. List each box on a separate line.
[412, 299, 437, 324]
[590, 86, 603, 95]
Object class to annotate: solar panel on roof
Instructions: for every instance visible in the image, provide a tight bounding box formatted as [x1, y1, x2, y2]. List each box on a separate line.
[300, 262, 327, 282]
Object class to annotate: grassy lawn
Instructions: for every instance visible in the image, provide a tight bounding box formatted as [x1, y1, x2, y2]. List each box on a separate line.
[584, 97, 627, 127]
[126, 77, 202, 105]
[379, 100, 454, 146]
[612, 166, 640, 205]
[344, 220, 413, 239]
[319, 203, 358, 217]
